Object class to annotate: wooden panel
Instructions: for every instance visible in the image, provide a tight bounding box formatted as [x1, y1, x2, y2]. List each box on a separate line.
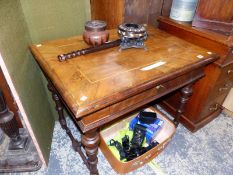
[218, 62, 233, 82]
[161, 0, 173, 17]
[148, 0, 164, 26]
[90, 0, 124, 29]
[124, 0, 163, 26]
[224, 48, 233, 65]
[91, 0, 165, 28]
[195, 0, 233, 22]
[192, 0, 233, 35]
[158, 16, 232, 66]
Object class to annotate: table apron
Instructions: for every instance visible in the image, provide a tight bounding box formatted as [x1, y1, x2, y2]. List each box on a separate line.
[77, 68, 204, 133]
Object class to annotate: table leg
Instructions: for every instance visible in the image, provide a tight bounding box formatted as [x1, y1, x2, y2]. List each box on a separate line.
[47, 83, 78, 145]
[173, 84, 193, 127]
[47, 81, 101, 174]
[47, 82, 89, 166]
[81, 130, 100, 175]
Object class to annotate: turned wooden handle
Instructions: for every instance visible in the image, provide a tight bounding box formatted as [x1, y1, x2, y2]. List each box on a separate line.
[58, 39, 121, 62]
[209, 104, 219, 111]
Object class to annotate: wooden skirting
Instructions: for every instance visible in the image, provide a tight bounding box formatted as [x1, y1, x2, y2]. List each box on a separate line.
[222, 88, 233, 118]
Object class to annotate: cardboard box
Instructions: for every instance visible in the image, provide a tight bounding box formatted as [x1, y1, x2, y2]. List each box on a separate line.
[99, 107, 176, 174]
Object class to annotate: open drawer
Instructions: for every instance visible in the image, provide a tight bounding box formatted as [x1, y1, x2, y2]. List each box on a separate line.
[99, 107, 176, 174]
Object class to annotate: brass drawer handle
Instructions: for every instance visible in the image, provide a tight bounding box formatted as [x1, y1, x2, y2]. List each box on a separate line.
[219, 83, 231, 92]
[209, 104, 219, 111]
[227, 69, 233, 74]
[219, 87, 228, 91]
[156, 85, 165, 90]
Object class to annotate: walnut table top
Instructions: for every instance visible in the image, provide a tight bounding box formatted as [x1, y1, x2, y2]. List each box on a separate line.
[30, 27, 218, 120]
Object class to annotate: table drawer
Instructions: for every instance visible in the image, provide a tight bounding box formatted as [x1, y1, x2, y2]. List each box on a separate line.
[110, 80, 181, 114]
[78, 69, 204, 132]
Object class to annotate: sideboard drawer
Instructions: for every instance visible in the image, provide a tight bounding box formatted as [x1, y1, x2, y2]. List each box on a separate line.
[218, 62, 233, 81]
[200, 93, 227, 120]
[207, 79, 232, 103]
[109, 74, 193, 114]
[223, 48, 233, 66]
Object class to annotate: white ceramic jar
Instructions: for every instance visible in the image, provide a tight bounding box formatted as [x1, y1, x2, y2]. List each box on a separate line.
[170, 0, 198, 22]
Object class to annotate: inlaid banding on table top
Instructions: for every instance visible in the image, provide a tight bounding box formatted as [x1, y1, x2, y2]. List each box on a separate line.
[66, 48, 211, 84]
[78, 59, 168, 83]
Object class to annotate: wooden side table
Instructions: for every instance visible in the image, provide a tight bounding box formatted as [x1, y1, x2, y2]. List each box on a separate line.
[30, 27, 217, 174]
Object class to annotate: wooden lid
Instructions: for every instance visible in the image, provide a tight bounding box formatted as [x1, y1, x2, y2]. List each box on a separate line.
[85, 20, 106, 31]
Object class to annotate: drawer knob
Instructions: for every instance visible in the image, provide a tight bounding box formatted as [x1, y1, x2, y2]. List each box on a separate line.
[227, 69, 233, 74]
[219, 83, 231, 92]
[219, 87, 228, 91]
[156, 85, 165, 90]
[209, 104, 219, 111]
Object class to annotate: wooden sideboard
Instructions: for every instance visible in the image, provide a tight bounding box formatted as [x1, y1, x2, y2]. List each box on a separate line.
[192, 0, 233, 35]
[158, 16, 233, 132]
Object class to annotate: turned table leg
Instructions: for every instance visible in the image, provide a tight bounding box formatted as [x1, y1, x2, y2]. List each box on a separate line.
[47, 81, 100, 173]
[81, 130, 100, 175]
[174, 84, 193, 127]
[47, 83, 77, 143]
[47, 82, 86, 158]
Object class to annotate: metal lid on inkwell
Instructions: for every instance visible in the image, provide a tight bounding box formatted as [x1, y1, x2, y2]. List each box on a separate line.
[118, 23, 147, 38]
[118, 23, 148, 50]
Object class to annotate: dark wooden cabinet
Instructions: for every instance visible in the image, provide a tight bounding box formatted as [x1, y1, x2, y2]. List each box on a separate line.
[192, 0, 233, 35]
[158, 16, 233, 132]
[90, 0, 164, 29]
[0, 68, 22, 128]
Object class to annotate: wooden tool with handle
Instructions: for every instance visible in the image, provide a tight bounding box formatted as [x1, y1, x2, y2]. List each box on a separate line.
[58, 39, 121, 62]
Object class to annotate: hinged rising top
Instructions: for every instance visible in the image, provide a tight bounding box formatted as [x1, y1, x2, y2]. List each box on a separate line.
[30, 26, 218, 118]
